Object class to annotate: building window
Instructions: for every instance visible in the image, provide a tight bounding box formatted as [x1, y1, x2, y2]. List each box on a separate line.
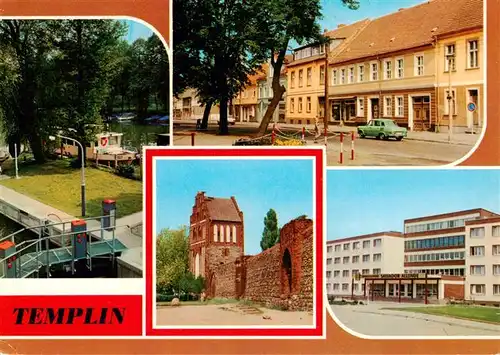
[363, 240, 370, 249]
[358, 64, 365, 82]
[444, 89, 457, 115]
[332, 69, 338, 85]
[373, 253, 382, 262]
[406, 251, 465, 263]
[445, 44, 456, 72]
[343, 256, 349, 264]
[226, 225, 230, 242]
[348, 66, 355, 83]
[320, 65, 325, 85]
[232, 225, 236, 243]
[343, 243, 350, 251]
[468, 39, 479, 69]
[333, 283, 340, 291]
[291, 71, 295, 89]
[352, 255, 360, 263]
[298, 97, 303, 113]
[298, 69, 304, 87]
[405, 235, 465, 251]
[492, 226, 500, 237]
[415, 55, 424, 76]
[327, 258, 332, 265]
[470, 284, 485, 296]
[493, 265, 500, 276]
[384, 60, 392, 79]
[494, 284, 500, 295]
[373, 268, 381, 274]
[353, 241, 360, 250]
[396, 58, 404, 78]
[334, 245, 341, 252]
[357, 97, 364, 117]
[340, 68, 346, 84]
[307, 67, 312, 86]
[470, 227, 485, 238]
[290, 98, 294, 113]
[395, 96, 404, 117]
[370, 62, 378, 81]
[213, 225, 218, 242]
[306, 96, 312, 113]
[493, 245, 500, 256]
[334, 257, 341, 264]
[352, 269, 360, 277]
[342, 270, 349, 278]
[326, 283, 331, 290]
[327, 245, 333, 253]
[334, 270, 340, 277]
[342, 283, 349, 291]
[362, 254, 370, 263]
[362, 269, 370, 275]
[326, 271, 332, 278]
[384, 97, 392, 117]
[353, 283, 359, 291]
[470, 265, 485, 275]
[373, 239, 382, 247]
[470, 246, 485, 256]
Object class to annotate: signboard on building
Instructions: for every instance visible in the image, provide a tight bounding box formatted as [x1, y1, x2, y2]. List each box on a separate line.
[361, 273, 427, 279]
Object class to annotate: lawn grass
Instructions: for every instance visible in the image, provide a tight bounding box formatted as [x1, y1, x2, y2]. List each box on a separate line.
[383, 305, 500, 325]
[0, 159, 142, 218]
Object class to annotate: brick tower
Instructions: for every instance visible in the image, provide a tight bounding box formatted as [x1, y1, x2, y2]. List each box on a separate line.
[188, 192, 244, 296]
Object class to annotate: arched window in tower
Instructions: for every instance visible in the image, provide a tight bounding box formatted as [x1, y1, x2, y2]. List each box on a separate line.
[213, 224, 218, 242]
[232, 225, 237, 243]
[220, 225, 225, 241]
[226, 225, 230, 242]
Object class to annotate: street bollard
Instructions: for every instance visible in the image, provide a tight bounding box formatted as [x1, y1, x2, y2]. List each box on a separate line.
[351, 131, 355, 161]
[339, 133, 344, 164]
[191, 132, 196, 146]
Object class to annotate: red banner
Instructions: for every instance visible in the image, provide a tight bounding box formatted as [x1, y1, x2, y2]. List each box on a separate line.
[0, 295, 142, 336]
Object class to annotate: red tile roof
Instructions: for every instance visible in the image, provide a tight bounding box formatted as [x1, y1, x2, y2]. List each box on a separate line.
[205, 196, 243, 223]
[332, 0, 483, 64]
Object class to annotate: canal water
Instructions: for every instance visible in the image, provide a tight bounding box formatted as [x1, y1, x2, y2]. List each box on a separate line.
[107, 122, 170, 150]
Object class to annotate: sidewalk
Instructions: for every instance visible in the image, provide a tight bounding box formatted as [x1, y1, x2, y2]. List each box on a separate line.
[277, 123, 480, 146]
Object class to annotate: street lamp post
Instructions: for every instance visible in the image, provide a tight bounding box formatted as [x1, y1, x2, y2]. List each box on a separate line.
[49, 135, 86, 217]
[446, 53, 456, 143]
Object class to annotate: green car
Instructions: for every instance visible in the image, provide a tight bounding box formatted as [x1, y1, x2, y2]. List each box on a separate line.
[357, 119, 408, 141]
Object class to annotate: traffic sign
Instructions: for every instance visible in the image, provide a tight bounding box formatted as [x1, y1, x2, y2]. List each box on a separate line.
[467, 102, 477, 112]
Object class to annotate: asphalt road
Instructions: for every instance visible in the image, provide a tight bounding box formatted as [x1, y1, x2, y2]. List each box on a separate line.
[173, 121, 473, 166]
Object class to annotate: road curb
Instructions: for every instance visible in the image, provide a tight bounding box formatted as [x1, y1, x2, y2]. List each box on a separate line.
[351, 309, 500, 332]
[404, 137, 475, 146]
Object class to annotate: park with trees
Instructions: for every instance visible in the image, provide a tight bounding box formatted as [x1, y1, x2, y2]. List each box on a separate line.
[173, 0, 359, 135]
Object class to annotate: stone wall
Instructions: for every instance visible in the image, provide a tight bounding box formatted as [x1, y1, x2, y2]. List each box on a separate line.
[242, 244, 281, 307]
[212, 260, 237, 298]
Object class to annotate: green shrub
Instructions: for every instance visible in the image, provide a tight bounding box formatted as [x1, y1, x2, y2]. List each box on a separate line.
[116, 164, 135, 179]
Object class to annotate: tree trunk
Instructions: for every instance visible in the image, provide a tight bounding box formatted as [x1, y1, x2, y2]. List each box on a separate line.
[257, 48, 287, 136]
[200, 101, 213, 130]
[30, 135, 46, 164]
[219, 100, 229, 135]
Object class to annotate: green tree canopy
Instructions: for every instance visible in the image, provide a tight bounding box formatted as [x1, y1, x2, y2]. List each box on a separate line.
[156, 228, 190, 293]
[260, 208, 280, 251]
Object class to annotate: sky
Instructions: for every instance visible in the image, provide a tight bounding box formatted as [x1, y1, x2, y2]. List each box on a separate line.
[319, 0, 428, 31]
[122, 20, 154, 43]
[155, 159, 314, 255]
[327, 169, 500, 240]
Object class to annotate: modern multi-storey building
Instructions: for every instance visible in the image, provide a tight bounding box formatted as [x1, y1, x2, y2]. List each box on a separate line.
[327, 208, 500, 304]
[465, 216, 500, 302]
[326, 231, 404, 297]
[326, 0, 483, 132]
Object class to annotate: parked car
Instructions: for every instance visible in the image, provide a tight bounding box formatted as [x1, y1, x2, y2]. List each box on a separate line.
[357, 119, 407, 141]
[217, 115, 236, 125]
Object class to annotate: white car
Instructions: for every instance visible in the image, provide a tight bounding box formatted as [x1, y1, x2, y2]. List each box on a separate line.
[217, 116, 236, 125]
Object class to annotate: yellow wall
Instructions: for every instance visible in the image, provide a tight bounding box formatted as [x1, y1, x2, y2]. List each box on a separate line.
[328, 48, 436, 96]
[286, 59, 326, 122]
[236, 84, 258, 106]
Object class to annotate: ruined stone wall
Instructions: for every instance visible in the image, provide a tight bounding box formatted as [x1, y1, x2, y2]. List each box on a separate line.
[293, 227, 314, 311]
[205, 245, 242, 280]
[212, 261, 237, 298]
[242, 244, 281, 307]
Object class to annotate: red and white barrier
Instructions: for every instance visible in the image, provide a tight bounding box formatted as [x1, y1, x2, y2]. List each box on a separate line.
[351, 131, 355, 161]
[339, 133, 344, 164]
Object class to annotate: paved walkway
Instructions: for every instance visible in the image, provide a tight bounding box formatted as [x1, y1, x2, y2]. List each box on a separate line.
[330, 302, 500, 336]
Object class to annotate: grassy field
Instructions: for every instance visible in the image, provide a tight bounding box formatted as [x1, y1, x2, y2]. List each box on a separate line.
[383, 305, 500, 324]
[0, 159, 142, 218]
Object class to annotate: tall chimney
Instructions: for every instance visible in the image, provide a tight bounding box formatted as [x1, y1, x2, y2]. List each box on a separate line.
[337, 24, 346, 28]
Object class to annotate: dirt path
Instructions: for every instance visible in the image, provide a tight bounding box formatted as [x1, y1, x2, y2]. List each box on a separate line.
[156, 304, 314, 326]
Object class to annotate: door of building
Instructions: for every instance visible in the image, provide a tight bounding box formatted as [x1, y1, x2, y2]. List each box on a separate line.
[412, 96, 430, 131]
[371, 98, 380, 119]
[467, 89, 480, 129]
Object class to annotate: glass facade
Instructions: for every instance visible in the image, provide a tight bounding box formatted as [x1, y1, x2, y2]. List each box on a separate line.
[405, 235, 465, 250]
[405, 217, 478, 233]
[405, 251, 465, 263]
